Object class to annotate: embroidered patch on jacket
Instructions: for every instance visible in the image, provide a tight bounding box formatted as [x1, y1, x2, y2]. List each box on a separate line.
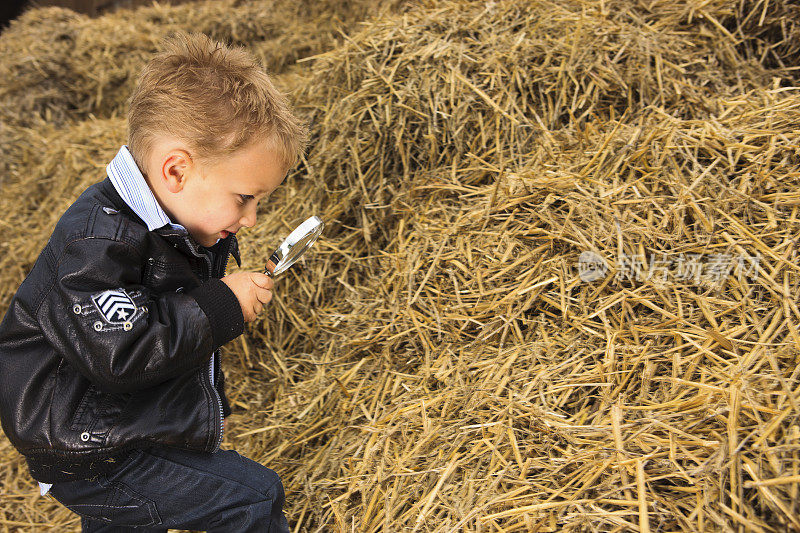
[91, 289, 138, 325]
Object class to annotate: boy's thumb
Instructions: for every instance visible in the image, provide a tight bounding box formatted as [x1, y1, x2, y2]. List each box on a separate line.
[252, 272, 271, 287]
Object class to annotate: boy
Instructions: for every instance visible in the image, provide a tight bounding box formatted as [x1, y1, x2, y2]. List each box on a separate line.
[0, 32, 306, 532]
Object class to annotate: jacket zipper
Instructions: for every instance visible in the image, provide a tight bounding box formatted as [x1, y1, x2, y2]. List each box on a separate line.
[208, 352, 223, 451]
[182, 235, 227, 452]
[211, 236, 236, 450]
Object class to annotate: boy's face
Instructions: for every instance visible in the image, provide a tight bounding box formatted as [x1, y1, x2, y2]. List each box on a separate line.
[148, 138, 288, 248]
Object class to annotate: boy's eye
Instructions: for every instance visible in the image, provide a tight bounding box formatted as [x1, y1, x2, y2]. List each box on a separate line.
[238, 194, 255, 204]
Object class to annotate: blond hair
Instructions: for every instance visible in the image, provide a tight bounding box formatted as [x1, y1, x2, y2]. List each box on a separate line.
[127, 32, 307, 172]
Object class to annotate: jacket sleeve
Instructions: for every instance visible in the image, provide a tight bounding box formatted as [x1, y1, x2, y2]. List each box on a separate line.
[36, 237, 244, 393]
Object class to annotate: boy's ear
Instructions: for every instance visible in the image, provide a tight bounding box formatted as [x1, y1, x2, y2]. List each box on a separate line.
[162, 150, 193, 193]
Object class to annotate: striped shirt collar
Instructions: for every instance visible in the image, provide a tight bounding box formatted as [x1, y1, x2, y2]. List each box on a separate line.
[106, 146, 185, 232]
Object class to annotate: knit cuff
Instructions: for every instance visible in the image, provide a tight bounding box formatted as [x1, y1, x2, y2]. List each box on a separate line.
[187, 279, 244, 350]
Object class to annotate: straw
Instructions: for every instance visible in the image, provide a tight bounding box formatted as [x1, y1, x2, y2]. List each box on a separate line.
[0, 0, 799, 531]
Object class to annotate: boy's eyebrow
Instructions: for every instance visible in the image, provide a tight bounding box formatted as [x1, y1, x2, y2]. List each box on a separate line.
[238, 188, 266, 196]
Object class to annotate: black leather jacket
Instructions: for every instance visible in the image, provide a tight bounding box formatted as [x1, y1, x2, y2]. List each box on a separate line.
[0, 178, 245, 483]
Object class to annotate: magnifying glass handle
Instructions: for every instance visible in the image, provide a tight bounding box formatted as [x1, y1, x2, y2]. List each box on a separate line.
[263, 255, 278, 277]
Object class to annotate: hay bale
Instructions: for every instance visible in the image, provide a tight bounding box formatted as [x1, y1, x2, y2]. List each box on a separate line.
[618, 0, 800, 82]
[732, 0, 800, 75]
[244, 89, 799, 530]
[0, 0, 404, 129]
[293, 0, 783, 256]
[0, 8, 89, 128]
[228, 1, 799, 529]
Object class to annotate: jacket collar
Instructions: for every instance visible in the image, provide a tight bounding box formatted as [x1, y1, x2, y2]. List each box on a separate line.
[97, 176, 241, 268]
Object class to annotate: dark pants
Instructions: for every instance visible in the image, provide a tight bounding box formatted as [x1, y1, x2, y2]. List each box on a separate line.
[48, 446, 291, 532]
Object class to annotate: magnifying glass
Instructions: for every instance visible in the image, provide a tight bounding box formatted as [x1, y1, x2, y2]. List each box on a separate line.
[263, 216, 324, 277]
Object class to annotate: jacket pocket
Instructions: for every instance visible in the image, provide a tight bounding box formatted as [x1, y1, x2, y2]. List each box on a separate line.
[70, 385, 132, 445]
[141, 254, 198, 293]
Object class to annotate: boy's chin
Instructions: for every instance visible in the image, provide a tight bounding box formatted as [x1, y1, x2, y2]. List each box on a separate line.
[192, 233, 220, 248]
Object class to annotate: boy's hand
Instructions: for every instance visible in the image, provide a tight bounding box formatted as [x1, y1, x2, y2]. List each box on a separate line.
[220, 271, 274, 322]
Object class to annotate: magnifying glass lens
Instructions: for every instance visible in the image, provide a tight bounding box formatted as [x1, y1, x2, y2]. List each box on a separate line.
[285, 233, 316, 263]
[265, 216, 324, 277]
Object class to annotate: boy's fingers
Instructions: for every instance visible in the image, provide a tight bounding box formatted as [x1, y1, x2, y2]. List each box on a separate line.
[256, 288, 273, 304]
[251, 272, 273, 289]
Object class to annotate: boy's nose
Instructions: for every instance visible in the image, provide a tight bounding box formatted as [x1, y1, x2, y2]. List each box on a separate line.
[239, 206, 257, 228]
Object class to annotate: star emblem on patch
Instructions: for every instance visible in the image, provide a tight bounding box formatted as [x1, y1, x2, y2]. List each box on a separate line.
[91, 289, 137, 325]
